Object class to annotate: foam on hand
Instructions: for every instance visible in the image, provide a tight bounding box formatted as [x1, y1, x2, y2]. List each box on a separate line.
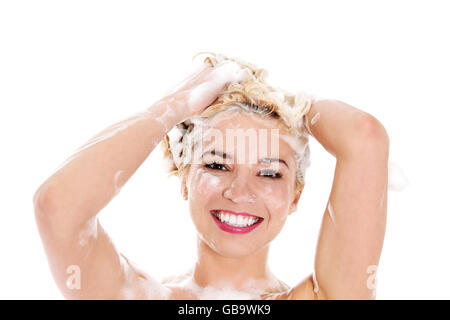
[187, 60, 252, 111]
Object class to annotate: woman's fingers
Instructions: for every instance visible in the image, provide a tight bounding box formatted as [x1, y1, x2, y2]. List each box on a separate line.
[177, 61, 252, 116]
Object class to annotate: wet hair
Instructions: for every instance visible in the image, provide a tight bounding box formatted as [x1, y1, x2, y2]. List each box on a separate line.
[160, 52, 313, 191]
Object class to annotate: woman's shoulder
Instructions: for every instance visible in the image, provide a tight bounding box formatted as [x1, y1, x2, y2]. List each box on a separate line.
[280, 274, 320, 300]
[161, 269, 199, 300]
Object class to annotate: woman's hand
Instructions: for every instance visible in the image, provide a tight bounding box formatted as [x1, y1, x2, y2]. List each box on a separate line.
[164, 61, 251, 120]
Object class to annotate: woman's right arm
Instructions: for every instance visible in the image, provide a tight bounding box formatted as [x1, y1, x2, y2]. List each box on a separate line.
[33, 62, 248, 299]
[33, 93, 190, 299]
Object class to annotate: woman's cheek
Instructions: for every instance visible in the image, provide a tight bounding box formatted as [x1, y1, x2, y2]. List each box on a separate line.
[254, 179, 289, 211]
[198, 170, 221, 189]
[188, 168, 227, 223]
[188, 169, 222, 230]
[254, 180, 291, 231]
[190, 168, 222, 198]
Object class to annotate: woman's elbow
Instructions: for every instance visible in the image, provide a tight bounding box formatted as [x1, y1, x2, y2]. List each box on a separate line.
[33, 185, 60, 234]
[33, 182, 61, 216]
[33, 183, 70, 231]
[353, 112, 390, 157]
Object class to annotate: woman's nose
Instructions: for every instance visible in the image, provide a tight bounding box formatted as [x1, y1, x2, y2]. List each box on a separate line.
[223, 176, 257, 203]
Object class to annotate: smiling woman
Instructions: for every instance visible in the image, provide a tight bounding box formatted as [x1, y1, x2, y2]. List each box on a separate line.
[165, 110, 307, 298]
[33, 52, 388, 300]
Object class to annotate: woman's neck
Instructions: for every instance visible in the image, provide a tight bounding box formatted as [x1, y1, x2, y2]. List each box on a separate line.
[191, 237, 279, 293]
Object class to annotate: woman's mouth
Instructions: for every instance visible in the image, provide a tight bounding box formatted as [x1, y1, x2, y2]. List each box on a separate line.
[210, 210, 263, 234]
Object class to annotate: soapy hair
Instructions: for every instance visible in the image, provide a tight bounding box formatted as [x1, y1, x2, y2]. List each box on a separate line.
[160, 52, 313, 191]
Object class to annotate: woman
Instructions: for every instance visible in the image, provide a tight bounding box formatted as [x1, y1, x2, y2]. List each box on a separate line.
[33, 53, 389, 300]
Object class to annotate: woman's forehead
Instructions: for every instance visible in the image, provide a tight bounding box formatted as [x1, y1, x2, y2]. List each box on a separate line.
[194, 111, 297, 166]
[204, 110, 294, 145]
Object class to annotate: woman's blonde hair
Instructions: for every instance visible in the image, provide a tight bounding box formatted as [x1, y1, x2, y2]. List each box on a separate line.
[160, 52, 313, 192]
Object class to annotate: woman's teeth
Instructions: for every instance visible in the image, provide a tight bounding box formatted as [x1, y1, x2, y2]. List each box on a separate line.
[213, 211, 260, 227]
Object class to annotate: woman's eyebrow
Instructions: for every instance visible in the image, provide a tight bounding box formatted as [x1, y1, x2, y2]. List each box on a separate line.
[260, 157, 289, 169]
[202, 150, 288, 169]
[202, 149, 231, 160]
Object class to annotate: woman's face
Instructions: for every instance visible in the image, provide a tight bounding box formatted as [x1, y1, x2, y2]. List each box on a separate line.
[182, 109, 302, 258]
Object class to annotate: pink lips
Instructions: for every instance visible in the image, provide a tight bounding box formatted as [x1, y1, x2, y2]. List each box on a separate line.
[210, 209, 263, 234]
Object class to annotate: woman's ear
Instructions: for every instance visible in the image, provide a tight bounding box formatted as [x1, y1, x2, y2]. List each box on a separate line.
[180, 182, 188, 201]
[180, 174, 188, 201]
[288, 186, 303, 215]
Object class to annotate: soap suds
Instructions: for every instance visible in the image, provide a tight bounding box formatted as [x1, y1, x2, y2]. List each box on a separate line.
[114, 170, 124, 196]
[119, 253, 172, 300]
[152, 97, 183, 132]
[187, 61, 252, 112]
[388, 160, 408, 191]
[165, 273, 288, 300]
[327, 202, 336, 225]
[280, 132, 310, 184]
[312, 271, 319, 293]
[197, 170, 221, 191]
[78, 217, 98, 246]
[192, 282, 259, 300]
[310, 112, 320, 125]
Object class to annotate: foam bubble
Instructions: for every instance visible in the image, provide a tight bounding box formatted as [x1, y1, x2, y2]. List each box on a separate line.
[327, 202, 336, 224]
[310, 112, 320, 125]
[187, 61, 252, 111]
[119, 253, 172, 300]
[166, 273, 288, 300]
[114, 170, 124, 196]
[312, 271, 319, 294]
[78, 217, 98, 246]
[388, 161, 408, 191]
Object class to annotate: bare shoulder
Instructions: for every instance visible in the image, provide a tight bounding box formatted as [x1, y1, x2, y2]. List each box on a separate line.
[161, 270, 198, 300]
[112, 255, 174, 300]
[278, 274, 326, 300]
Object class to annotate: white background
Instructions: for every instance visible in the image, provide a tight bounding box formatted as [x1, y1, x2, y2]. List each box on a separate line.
[1, 0, 449, 299]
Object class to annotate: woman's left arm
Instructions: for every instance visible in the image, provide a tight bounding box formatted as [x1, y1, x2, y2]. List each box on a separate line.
[307, 99, 389, 299]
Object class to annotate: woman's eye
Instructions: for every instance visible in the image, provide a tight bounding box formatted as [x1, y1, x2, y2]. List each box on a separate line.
[259, 170, 282, 179]
[204, 163, 282, 179]
[204, 162, 227, 171]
